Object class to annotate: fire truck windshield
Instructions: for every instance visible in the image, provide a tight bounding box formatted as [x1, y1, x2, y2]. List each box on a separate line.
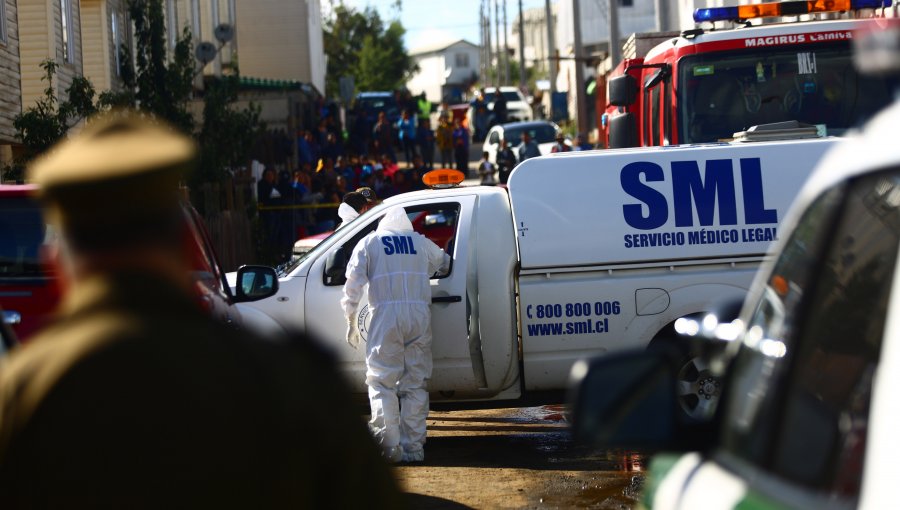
[678, 42, 898, 143]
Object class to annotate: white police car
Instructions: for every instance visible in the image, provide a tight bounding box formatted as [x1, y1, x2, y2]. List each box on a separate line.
[570, 76, 900, 510]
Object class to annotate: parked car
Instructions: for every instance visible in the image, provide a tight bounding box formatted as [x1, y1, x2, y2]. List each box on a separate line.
[351, 91, 401, 126]
[293, 230, 331, 260]
[483, 120, 566, 165]
[570, 85, 900, 510]
[468, 86, 534, 131]
[0, 183, 272, 340]
[0, 184, 61, 340]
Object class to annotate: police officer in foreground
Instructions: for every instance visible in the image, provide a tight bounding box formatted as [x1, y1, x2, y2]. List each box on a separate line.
[0, 112, 403, 508]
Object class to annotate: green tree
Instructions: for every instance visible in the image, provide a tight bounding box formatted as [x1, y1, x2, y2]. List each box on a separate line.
[194, 74, 262, 190]
[1, 60, 97, 182]
[324, 1, 416, 97]
[100, 0, 195, 132]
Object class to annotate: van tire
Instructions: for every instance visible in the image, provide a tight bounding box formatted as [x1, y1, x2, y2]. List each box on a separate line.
[648, 319, 721, 422]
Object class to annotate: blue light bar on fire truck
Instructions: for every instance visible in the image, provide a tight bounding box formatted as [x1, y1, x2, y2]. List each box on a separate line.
[694, 0, 892, 23]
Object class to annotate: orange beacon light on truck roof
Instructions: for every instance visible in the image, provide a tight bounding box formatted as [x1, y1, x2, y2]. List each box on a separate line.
[695, 0, 892, 23]
[423, 169, 466, 189]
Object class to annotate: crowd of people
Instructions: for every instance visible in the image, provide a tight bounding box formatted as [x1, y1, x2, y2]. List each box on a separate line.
[257, 88, 596, 260]
[258, 91, 475, 261]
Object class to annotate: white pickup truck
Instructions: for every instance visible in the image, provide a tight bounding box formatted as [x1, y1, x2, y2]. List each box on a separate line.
[234, 136, 839, 405]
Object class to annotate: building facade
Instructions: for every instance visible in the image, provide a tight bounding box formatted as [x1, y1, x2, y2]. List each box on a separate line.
[235, 0, 325, 95]
[0, 0, 20, 168]
[407, 39, 480, 104]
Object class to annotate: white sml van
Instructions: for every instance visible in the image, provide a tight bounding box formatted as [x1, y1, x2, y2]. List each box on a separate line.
[237, 137, 839, 403]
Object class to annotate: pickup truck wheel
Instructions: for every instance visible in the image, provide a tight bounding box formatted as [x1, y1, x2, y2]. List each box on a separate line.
[675, 355, 720, 421]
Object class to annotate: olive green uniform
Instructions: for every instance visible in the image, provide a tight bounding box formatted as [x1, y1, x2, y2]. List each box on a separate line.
[0, 271, 404, 508]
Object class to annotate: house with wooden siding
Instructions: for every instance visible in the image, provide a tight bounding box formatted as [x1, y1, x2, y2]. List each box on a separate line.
[407, 39, 481, 104]
[235, 0, 325, 96]
[18, 0, 84, 110]
[80, 0, 128, 93]
[0, 0, 22, 172]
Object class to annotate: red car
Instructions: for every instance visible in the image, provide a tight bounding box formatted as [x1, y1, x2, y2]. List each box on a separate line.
[0, 185, 61, 340]
[0, 184, 274, 342]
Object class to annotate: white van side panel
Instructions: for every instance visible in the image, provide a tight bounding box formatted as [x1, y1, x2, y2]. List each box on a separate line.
[508, 139, 838, 269]
[519, 260, 760, 390]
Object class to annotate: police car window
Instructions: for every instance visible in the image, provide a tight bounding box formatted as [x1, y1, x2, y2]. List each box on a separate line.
[722, 168, 900, 499]
[721, 184, 845, 466]
[771, 169, 899, 495]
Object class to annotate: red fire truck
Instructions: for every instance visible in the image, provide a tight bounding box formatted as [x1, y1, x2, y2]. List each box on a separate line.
[602, 0, 898, 149]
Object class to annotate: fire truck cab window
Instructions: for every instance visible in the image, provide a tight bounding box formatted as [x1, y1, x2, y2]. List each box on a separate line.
[679, 42, 899, 144]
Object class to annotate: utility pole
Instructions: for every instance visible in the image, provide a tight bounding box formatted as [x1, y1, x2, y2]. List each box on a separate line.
[503, 0, 510, 85]
[608, 0, 622, 69]
[572, 0, 587, 134]
[518, 0, 526, 90]
[655, 0, 672, 31]
[487, 2, 493, 87]
[480, 0, 486, 84]
[545, 0, 556, 94]
[494, 0, 501, 86]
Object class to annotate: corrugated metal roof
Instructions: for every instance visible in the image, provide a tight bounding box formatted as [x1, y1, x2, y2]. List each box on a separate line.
[409, 38, 479, 56]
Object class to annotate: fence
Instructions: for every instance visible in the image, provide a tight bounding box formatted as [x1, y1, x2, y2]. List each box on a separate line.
[196, 177, 256, 272]
[195, 176, 342, 271]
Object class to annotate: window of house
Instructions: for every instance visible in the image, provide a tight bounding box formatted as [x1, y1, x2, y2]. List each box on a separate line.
[619, 0, 634, 6]
[455, 53, 469, 68]
[111, 10, 121, 75]
[60, 0, 75, 63]
[0, 0, 8, 45]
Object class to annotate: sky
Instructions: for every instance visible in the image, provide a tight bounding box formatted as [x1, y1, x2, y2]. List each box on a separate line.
[340, 0, 551, 52]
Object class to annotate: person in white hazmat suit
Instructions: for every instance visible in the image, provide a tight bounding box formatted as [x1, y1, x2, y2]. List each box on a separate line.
[341, 206, 451, 463]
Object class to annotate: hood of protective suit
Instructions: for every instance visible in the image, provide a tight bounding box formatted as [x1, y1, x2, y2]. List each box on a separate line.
[338, 202, 359, 224]
[377, 206, 413, 232]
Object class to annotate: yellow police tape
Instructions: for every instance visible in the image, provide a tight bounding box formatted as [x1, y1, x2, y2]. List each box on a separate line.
[257, 202, 340, 211]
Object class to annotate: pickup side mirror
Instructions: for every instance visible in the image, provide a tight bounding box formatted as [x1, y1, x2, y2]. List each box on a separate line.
[608, 74, 638, 107]
[234, 265, 279, 302]
[325, 247, 348, 286]
[569, 347, 713, 452]
[608, 113, 638, 149]
[643, 65, 671, 91]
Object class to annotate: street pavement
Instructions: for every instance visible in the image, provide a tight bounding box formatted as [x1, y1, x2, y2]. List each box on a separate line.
[395, 406, 644, 509]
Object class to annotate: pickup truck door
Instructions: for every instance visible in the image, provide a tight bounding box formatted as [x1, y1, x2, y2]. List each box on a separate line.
[305, 196, 481, 395]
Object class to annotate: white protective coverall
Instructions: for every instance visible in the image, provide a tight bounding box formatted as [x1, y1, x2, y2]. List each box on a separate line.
[341, 206, 450, 462]
[336, 202, 359, 230]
